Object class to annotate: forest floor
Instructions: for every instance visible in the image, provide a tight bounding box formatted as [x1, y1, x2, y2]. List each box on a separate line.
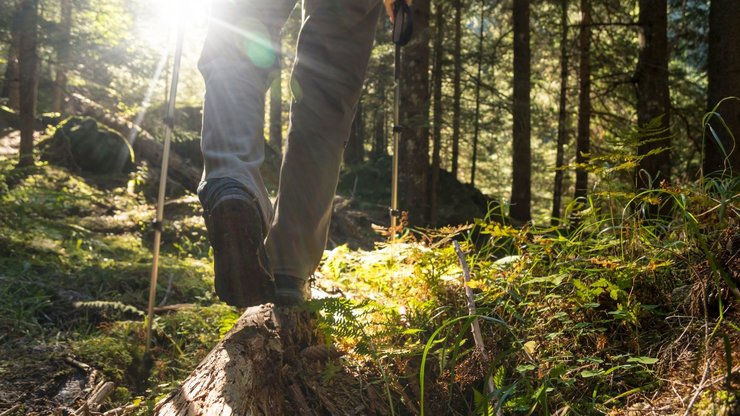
[0, 128, 738, 415]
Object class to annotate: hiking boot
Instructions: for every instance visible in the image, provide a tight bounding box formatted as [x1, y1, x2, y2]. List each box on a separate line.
[204, 197, 275, 307]
[275, 274, 309, 306]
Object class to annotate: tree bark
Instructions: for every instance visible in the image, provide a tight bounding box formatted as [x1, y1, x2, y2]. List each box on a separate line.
[372, 79, 386, 160]
[17, 0, 38, 168]
[511, 0, 531, 224]
[552, 0, 569, 225]
[470, 0, 485, 187]
[636, 0, 671, 189]
[2, 4, 21, 111]
[430, 0, 445, 226]
[574, 0, 591, 201]
[705, 0, 740, 176]
[52, 0, 73, 114]
[344, 100, 364, 166]
[400, 0, 431, 225]
[154, 305, 389, 416]
[450, 0, 463, 180]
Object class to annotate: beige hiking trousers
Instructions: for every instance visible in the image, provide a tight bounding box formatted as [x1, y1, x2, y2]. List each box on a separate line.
[198, 0, 382, 279]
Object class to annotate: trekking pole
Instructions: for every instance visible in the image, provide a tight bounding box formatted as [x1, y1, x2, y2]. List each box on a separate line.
[390, 0, 412, 243]
[145, 27, 185, 352]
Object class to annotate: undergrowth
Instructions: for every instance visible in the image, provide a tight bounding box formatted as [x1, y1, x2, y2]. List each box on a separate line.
[0, 149, 737, 415]
[0, 159, 229, 414]
[311, 175, 738, 414]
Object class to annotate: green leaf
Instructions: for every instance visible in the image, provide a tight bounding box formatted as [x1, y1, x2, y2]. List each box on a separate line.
[516, 364, 536, 373]
[580, 369, 603, 378]
[627, 356, 658, 365]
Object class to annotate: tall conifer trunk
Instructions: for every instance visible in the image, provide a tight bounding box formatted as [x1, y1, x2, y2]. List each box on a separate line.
[345, 101, 364, 166]
[705, 0, 740, 176]
[574, 0, 591, 201]
[451, 0, 462, 179]
[430, 0, 445, 225]
[400, 0, 431, 225]
[372, 76, 386, 160]
[17, 0, 38, 168]
[511, 0, 532, 224]
[552, 0, 569, 225]
[636, 0, 671, 190]
[2, 5, 22, 111]
[470, 0, 485, 187]
[52, 0, 73, 114]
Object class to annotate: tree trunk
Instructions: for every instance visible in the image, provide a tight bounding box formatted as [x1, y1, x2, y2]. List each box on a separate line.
[430, 0, 445, 226]
[450, 0, 463, 180]
[400, 0, 431, 225]
[636, 0, 671, 190]
[2, 5, 21, 111]
[372, 80, 386, 160]
[154, 305, 390, 415]
[551, 0, 569, 226]
[269, 41, 283, 154]
[17, 0, 38, 168]
[511, 0, 531, 224]
[574, 0, 591, 201]
[705, 0, 740, 176]
[344, 100, 364, 166]
[52, 0, 73, 114]
[470, 0, 485, 187]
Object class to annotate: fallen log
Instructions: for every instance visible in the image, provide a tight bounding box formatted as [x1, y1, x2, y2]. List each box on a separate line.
[67, 93, 201, 193]
[153, 304, 390, 416]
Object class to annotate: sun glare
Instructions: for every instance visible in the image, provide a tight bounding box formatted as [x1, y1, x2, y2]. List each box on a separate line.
[139, 0, 211, 46]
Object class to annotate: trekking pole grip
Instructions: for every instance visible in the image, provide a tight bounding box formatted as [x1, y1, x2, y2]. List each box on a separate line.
[392, 0, 413, 46]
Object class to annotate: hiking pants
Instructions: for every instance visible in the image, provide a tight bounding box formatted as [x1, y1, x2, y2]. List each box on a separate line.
[199, 0, 382, 279]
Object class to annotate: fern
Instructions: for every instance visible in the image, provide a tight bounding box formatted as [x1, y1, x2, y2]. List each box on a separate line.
[74, 300, 146, 318]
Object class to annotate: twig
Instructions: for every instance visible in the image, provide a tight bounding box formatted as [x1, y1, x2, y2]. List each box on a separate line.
[683, 349, 711, 415]
[0, 404, 21, 416]
[75, 403, 91, 416]
[670, 383, 686, 407]
[683, 287, 713, 416]
[153, 303, 194, 314]
[64, 356, 92, 372]
[389, 379, 420, 416]
[74, 381, 115, 415]
[102, 404, 138, 416]
[453, 241, 501, 416]
[87, 381, 115, 411]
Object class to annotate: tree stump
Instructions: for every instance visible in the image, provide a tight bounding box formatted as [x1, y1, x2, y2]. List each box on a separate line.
[153, 304, 390, 416]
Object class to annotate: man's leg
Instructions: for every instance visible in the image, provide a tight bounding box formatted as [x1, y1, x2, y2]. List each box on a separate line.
[199, 0, 295, 307]
[266, 0, 383, 304]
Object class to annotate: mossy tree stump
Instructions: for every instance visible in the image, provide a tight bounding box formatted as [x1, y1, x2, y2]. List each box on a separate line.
[153, 304, 390, 416]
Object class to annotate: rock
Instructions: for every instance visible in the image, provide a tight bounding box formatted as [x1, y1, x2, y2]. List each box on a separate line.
[43, 117, 135, 175]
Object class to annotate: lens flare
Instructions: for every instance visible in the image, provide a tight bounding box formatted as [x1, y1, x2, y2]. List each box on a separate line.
[139, 0, 211, 46]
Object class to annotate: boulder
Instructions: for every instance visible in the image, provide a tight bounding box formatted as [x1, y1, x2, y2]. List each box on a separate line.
[44, 117, 135, 175]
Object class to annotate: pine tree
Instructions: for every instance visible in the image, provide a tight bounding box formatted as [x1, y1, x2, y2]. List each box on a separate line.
[511, 0, 532, 223]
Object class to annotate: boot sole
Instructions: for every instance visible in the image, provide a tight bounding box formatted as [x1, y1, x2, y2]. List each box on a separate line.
[206, 198, 275, 307]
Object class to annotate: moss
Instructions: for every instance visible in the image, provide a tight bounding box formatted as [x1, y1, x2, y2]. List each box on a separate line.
[694, 389, 737, 416]
[74, 335, 134, 384]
